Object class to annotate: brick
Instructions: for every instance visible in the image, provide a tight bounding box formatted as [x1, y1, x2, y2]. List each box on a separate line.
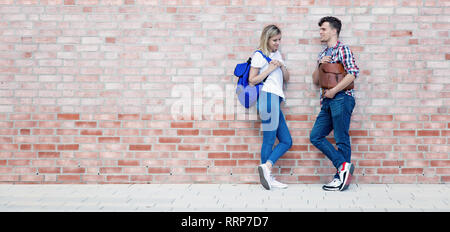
[183, 137, 205, 143]
[400, 122, 423, 129]
[34, 144, 55, 150]
[290, 145, 308, 151]
[370, 145, 392, 151]
[231, 152, 253, 159]
[349, 130, 368, 136]
[237, 160, 259, 166]
[298, 160, 321, 166]
[418, 130, 440, 136]
[57, 129, 78, 135]
[383, 160, 404, 166]
[394, 145, 417, 152]
[352, 138, 375, 144]
[377, 168, 400, 174]
[118, 114, 139, 120]
[105, 37, 115, 43]
[358, 160, 381, 166]
[375, 122, 398, 129]
[32, 129, 53, 135]
[430, 115, 450, 121]
[0, 144, 19, 150]
[208, 152, 230, 159]
[148, 45, 159, 52]
[63, 167, 85, 174]
[8, 160, 30, 166]
[57, 114, 79, 120]
[287, 7, 309, 14]
[159, 137, 182, 143]
[57, 144, 79, 150]
[118, 160, 140, 166]
[371, 115, 393, 121]
[129, 145, 152, 151]
[81, 129, 102, 136]
[298, 176, 321, 182]
[177, 129, 199, 136]
[390, 30, 413, 37]
[39, 167, 60, 174]
[214, 160, 236, 166]
[226, 145, 248, 151]
[213, 130, 235, 136]
[153, 144, 176, 151]
[148, 168, 171, 174]
[75, 121, 97, 128]
[431, 160, 450, 167]
[171, 122, 193, 128]
[178, 145, 200, 151]
[38, 152, 60, 158]
[106, 175, 129, 182]
[99, 137, 120, 143]
[185, 168, 207, 173]
[393, 130, 416, 136]
[406, 160, 429, 167]
[100, 167, 122, 173]
[20, 144, 32, 150]
[401, 168, 423, 174]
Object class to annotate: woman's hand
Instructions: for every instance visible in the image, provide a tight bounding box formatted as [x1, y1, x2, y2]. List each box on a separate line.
[270, 59, 283, 67]
[268, 60, 283, 72]
[249, 59, 285, 86]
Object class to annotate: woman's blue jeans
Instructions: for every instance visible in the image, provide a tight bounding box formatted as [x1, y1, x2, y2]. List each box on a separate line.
[257, 91, 292, 166]
[310, 91, 355, 178]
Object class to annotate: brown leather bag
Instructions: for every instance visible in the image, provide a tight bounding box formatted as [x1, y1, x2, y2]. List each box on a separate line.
[318, 62, 354, 90]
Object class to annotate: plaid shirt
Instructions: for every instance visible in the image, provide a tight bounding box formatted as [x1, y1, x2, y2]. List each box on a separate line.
[317, 41, 359, 103]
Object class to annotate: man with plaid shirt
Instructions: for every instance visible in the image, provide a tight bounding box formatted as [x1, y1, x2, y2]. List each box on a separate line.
[310, 16, 360, 191]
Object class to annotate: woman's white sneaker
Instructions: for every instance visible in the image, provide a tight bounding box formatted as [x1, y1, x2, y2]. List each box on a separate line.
[270, 175, 288, 189]
[258, 164, 271, 190]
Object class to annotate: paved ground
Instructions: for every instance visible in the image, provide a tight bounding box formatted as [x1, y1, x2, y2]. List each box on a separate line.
[0, 184, 449, 212]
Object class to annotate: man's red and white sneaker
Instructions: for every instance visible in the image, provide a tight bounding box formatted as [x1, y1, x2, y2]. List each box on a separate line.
[338, 162, 354, 191]
[322, 178, 342, 191]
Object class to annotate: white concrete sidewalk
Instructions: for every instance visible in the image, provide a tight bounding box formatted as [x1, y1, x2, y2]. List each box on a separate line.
[0, 184, 449, 212]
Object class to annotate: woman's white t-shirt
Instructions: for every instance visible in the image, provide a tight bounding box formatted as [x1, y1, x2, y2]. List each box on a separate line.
[250, 50, 285, 99]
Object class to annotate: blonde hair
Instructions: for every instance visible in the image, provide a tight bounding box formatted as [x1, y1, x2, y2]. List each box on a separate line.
[258, 24, 281, 57]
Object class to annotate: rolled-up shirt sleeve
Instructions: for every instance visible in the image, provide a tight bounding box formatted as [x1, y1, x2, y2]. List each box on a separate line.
[339, 45, 359, 78]
[251, 52, 266, 69]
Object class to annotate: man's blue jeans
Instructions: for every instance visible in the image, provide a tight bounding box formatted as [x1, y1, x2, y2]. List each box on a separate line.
[257, 91, 292, 166]
[310, 91, 355, 178]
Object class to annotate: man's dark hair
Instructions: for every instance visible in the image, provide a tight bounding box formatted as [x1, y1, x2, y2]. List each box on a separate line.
[318, 16, 342, 37]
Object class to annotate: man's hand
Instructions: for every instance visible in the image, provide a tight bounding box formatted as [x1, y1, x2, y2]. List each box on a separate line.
[322, 73, 356, 99]
[323, 88, 337, 99]
[319, 56, 332, 64]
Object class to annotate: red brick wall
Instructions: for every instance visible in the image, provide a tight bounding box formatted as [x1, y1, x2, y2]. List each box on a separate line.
[0, 0, 449, 184]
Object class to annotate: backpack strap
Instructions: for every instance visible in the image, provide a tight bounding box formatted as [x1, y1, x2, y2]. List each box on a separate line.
[255, 50, 272, 63]
[254, 50, 273, 83]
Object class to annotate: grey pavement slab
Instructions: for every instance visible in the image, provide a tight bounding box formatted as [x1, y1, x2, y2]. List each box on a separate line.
[0, 184, 449, 212]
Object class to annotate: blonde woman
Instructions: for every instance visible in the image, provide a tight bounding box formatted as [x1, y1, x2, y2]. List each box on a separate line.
[249, 25, 292, 190]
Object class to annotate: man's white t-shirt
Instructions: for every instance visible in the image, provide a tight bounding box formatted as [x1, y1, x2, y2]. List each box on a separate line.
[250, 50, 285, 99]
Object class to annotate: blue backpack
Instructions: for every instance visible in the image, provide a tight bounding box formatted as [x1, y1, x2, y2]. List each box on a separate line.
[234, 50, 272, 108]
